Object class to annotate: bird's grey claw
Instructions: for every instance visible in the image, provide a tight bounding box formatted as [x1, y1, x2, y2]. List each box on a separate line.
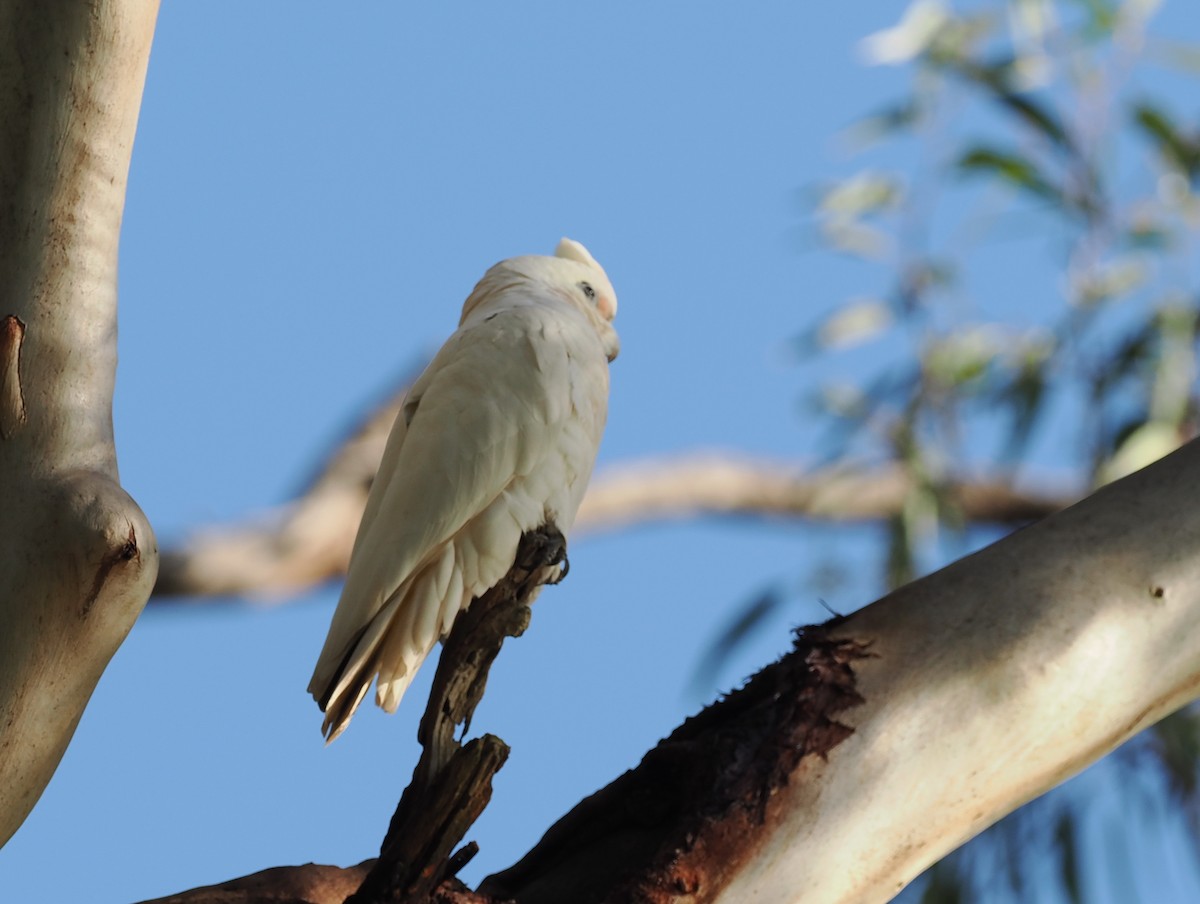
[549, 557, 569, 584]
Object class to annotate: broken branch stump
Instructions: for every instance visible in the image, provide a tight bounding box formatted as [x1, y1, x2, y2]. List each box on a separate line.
[346, 525, 568, 904]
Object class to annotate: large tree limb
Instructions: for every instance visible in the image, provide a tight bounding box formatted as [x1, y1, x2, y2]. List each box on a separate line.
[150, 437, 1200, 902]
[479, 418, 1200, 902]
[0, 0, 160, 848]
[151, 373, 1071, 601]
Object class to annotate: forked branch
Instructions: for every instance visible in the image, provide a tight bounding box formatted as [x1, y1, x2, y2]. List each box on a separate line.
[346, 526, 568, 904]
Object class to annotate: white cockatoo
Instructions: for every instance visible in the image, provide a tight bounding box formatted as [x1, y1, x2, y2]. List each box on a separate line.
[308, 238, 619, 742]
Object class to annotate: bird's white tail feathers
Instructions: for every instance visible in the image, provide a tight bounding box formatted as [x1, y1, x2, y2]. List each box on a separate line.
[314, 541, 467, 743]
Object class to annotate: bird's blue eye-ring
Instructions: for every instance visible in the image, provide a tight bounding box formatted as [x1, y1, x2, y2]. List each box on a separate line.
[579, 282, 597, 303]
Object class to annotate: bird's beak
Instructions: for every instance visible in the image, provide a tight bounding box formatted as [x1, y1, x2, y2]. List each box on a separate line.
[605, 331, 620, 362]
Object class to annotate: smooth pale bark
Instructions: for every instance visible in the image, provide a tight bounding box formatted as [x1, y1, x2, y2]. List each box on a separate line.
[0, 0, 160, 847]
[147, 440, 1200, 903]
[713, 437, 1200, 903]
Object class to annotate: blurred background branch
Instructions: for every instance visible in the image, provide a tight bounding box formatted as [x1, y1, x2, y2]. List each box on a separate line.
[151, 376, 1069, 600]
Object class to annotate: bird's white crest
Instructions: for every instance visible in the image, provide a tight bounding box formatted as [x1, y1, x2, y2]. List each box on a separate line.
[556, 237, 599, 267]
[308, 239, 619, 742]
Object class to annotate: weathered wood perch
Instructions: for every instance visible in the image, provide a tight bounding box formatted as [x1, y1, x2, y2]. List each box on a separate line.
[346, 525, 569, 904]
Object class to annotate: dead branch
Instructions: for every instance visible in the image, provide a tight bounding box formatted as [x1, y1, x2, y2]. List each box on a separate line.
[346, 525, 568, 904]
[150, 375, 1071, 602]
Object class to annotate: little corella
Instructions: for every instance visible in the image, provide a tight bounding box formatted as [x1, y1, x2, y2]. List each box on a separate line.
[308, 239, 618, 742]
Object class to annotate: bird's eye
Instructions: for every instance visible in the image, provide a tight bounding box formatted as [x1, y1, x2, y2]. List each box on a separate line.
[579, 282, 597, 303]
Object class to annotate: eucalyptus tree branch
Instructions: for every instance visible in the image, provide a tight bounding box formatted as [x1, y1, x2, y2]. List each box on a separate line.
[148, 436, 1200, 903]
[0, 0, 160, 848]
[575, 456, 1067, 531]
[151, 372, 1072, 602]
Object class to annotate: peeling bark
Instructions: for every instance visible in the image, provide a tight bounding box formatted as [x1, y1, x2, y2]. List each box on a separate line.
[708, 438, 1200, 903]
[0, 315, 27, 438]
[479, 628, 870, 904]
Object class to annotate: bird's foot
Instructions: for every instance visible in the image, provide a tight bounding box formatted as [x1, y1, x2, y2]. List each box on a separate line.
[516, 523, 569, 592]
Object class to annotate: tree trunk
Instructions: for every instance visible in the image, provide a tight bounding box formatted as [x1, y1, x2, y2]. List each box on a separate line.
[0, 0, 160, 847]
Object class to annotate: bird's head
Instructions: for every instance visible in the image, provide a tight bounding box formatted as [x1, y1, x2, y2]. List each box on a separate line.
[460, 238, 620, 361]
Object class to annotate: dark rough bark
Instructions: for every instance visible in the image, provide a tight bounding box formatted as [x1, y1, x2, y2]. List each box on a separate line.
[477, 624, 871, 904]
[346, 525, 569, 904]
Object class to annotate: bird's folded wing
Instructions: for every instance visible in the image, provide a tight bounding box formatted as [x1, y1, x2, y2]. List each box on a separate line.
[308, 308, 574, 696]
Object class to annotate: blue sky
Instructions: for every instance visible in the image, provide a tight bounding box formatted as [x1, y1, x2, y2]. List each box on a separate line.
[3, 3, 1199, 903]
